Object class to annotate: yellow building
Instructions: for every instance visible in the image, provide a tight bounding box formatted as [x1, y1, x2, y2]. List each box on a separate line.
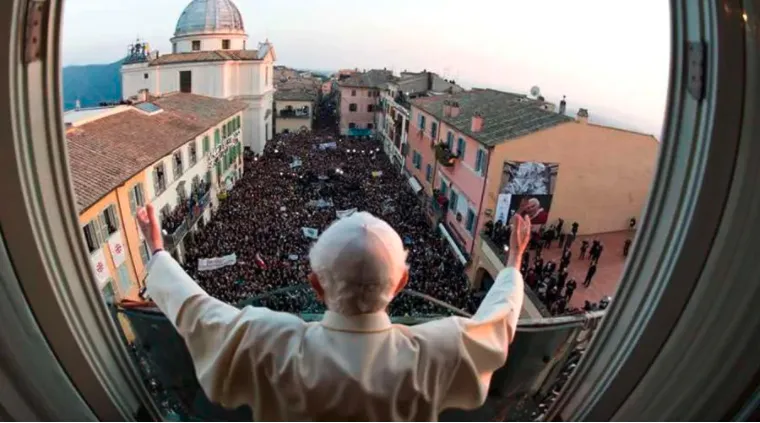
[66, 93, 247, 303]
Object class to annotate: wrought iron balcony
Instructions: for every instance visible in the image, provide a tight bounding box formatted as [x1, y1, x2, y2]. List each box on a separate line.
[114, 287, 605, 422]
[279, 109, 310, 119]
[162, 190, 211, 251]
[434, 143, 458, 167]
[430, 190, 449, 217]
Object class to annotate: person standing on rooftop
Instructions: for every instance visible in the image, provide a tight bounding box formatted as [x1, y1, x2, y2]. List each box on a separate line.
[137, 204, 531, 421]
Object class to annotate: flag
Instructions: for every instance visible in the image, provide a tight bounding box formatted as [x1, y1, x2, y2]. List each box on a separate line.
[302, 227, 319, 239]
[255, 253, 268, 270]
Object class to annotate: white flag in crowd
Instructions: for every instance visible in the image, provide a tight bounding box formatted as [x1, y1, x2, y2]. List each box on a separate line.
[336, 208, 357, 219]
[198, 253, 237, 272]
[302, 227, 319, 239]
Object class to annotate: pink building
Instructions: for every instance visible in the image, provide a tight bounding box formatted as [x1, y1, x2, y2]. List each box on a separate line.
[337, 70, 395, 136]
[406, 89, 658, 265]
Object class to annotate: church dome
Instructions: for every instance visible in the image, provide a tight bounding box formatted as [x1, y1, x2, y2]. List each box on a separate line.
[174, 0, 245, 37]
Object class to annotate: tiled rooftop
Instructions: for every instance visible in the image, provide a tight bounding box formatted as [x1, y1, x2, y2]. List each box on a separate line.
[148, 49, 261, 66]
[337, 69, 396, 88]
[67, 93, 247, 211]
[274, 89, 318, 101]
[412, 89, 573, 146]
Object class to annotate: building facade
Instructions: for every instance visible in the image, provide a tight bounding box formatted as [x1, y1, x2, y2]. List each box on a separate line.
[336, 70, 395, 136]
[68, 93, 247, 303]
[377, 92, 409, 171]
[273, 90, 317, 134]
[404, 90, 659, 288]
[120, 0, 275, 153]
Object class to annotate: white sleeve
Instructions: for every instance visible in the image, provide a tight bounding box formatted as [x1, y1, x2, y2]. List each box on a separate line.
[441, 267, 524, 410]
[145, 251, 303, 409]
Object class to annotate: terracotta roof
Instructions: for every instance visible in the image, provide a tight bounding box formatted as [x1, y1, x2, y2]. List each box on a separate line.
[274, 88, 317, 101]
[412, 89, 573, 146]
[67, 93, 247, 211]
[338, 69, 396, 88]
[149, 49, 261, 66]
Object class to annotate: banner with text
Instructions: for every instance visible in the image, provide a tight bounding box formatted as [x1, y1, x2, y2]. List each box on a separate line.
[197, 253, 238, 272]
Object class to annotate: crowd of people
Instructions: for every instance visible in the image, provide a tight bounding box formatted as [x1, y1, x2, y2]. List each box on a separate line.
[160, 181, 212, 234]
[484, 218, 612, 315]
[180, 129, 481, 316]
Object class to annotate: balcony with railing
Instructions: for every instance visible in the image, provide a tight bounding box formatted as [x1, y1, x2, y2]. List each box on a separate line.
[434, 142, 459, 167]
[161, 185, 212, 251]
[114, 287, 605, 422]
[278, 108, 310, 119]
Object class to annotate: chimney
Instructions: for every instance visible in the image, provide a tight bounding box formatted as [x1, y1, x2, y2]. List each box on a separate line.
[443, 100, 452, 117]
[138, 89, 149, 102]
[450, 101, 461, 117]
[576, 108, 589, 123]
[471, 112, 485, 132]
[559, 95, 567, 115]
[75, 98, 81, 111]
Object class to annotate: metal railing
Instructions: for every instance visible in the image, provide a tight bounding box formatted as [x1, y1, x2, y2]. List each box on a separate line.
[279, 109, 310, 119]
[114, 294, 605, 422]
[162, 191, 211, 250]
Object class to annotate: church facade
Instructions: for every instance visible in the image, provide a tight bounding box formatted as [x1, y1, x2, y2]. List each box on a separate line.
[121, 0, 275, 153]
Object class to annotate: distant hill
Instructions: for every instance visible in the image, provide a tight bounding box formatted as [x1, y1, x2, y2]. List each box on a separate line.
[62, 59, 123, 111]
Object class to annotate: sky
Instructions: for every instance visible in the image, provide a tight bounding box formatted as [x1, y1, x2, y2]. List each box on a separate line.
[62, 0, 671, 136]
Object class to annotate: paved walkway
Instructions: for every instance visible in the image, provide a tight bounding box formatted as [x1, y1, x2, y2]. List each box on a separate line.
[529, 230, 635, 309]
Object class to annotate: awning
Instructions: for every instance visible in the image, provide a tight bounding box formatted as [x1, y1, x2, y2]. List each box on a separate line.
[408, 176, 423, 193]
[438, 223, 467, 265]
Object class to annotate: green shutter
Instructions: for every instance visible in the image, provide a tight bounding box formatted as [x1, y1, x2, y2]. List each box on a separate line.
[215, 129, 220, 147]
[136, 183, 145, 206]
[203, 136, 210, 154]
[128, 188, 136, 215]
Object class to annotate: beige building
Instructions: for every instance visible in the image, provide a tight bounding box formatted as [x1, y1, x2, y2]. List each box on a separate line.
[273, 89, 317, 134]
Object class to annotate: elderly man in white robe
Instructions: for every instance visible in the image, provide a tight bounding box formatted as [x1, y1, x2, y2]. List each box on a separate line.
[137, 204, 530, 421]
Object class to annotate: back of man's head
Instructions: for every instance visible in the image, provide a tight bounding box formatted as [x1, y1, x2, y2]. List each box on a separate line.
[309, 212, 408, 315]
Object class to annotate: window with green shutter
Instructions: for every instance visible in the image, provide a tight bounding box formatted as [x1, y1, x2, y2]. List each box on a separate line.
[101, 281, 115, 303]
[203, 135, 210, 154]
[139, 241, 150, 266]
[216, 162, 222, 181]
[214, 129, 220, 147]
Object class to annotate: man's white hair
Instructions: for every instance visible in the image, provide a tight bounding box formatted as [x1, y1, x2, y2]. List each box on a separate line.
[309, 212, 408, 315]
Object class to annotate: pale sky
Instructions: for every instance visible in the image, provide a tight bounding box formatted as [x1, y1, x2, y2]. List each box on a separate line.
[62, 0, 671, 136]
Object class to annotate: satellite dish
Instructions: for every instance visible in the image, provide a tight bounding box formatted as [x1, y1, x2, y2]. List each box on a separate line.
[530, 85, 541, 98]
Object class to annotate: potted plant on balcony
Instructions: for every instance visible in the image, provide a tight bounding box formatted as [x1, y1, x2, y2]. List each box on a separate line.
[434, 142, 458, 167]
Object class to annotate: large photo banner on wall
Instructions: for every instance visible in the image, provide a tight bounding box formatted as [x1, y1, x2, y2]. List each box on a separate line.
[495, 161, 559, 225]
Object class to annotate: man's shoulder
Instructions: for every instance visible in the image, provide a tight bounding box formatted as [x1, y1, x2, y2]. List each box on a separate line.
[399, 317, 463, 344]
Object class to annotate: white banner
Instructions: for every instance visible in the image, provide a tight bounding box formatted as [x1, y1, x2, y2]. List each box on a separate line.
[336, 208, 357, 219]
[318, 142, 337, 150]
[90, 249, 111, 287]
[108, 232, 127, 267]
[302, 227, 319, 239]
[197, 253, 237, 272]
[308, 198, 334, 209]
[495, 193, 512, 224]
[290, 157, 302, 169]
[371, 171, 383, 178]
